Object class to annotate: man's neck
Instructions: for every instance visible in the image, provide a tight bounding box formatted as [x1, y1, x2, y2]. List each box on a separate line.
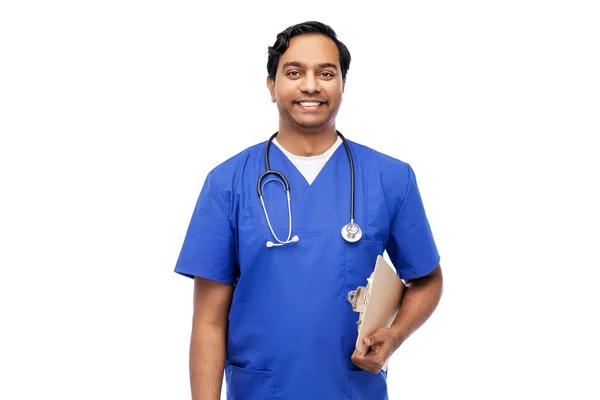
[275, 126, 338, 157]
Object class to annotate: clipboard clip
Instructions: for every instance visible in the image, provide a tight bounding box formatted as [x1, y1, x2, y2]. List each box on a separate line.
[347, 277, 373, 327]
[347, 286, 367, 313]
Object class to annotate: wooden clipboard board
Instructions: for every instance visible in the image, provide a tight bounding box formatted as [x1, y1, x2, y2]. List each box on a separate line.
[347, 255, 406, 357]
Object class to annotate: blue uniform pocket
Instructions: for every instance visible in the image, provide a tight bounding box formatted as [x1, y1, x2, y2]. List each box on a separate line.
[226, 365, 275, 400]
[348, 370, 388, 400]
[344, 239, 384, 294]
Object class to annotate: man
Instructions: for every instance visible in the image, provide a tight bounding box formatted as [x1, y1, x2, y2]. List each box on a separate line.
[175, 21, 443, 400]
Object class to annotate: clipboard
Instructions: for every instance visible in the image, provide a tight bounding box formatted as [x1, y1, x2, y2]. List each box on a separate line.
[347, 255, 406, 357]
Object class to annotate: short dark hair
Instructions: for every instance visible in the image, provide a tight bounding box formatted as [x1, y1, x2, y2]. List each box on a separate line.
[267, 21, 351, 81]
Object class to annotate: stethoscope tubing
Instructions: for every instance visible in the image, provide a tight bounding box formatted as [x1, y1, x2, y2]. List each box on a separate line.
[258, 130, 359, 245]
[258, 131, 354, 200]
[257, 132, 290, 196]
[338, 131, 355, 223]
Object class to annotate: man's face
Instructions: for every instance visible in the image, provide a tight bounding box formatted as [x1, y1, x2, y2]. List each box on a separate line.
[267, 34, 345, 132]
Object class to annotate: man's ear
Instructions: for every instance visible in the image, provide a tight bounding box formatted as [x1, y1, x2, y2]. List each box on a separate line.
[342, 79, 345, 94]
[266, 76, 276, 103]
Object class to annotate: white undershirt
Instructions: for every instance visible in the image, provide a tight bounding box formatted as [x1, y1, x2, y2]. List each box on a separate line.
[273, 137, 343, 185]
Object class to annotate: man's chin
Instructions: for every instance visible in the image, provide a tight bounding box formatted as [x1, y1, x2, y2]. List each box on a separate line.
[292, 117, 331, 130]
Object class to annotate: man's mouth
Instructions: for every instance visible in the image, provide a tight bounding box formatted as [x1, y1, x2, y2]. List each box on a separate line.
[296, 101, 325, 107]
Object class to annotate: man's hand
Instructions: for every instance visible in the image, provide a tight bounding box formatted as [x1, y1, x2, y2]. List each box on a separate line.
[351, 327, 401, 374]
[351, 265, 444, 374]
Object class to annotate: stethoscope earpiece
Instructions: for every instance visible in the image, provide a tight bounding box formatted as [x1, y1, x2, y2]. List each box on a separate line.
[259, 131, 361, 248]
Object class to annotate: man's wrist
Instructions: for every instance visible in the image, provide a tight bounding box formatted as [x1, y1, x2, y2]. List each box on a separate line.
[389, 323, 408, 349]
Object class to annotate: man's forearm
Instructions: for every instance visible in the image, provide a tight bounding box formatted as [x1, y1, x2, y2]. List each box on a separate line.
[190, 322, 228, 400]
[390, 266, 443, 346]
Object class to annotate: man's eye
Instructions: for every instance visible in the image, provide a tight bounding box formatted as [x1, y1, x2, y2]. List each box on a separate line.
[287, 71, 300, 76]
[321, 72, 334, 78]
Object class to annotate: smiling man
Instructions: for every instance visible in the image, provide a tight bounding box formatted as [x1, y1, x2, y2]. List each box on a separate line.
[267, 33, 344, 156]
[175, 21, 443, 400]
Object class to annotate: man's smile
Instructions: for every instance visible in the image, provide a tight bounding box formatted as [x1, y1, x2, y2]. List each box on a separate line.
[294, 100, 327, 109]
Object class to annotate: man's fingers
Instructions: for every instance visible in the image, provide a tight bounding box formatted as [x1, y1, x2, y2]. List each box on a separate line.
[364, 328, 389, 347]
[370, 343, 382, 353]
[351, 350, 363, 363]
[353, 329, 395, 374]
[351, 348, 386, 374]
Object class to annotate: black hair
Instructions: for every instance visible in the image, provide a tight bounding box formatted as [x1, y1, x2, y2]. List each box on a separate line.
[267, 21, 351, 81]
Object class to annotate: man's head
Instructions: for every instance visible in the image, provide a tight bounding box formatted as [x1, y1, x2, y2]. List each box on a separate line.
[267, 21, 351, 82]
[266, 21, 351, 133]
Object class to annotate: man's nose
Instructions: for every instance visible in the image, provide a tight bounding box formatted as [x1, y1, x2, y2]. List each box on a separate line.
[299, 73, 320, 93]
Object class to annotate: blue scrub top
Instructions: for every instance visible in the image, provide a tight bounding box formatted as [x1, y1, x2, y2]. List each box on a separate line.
[175, 138, 440, 400]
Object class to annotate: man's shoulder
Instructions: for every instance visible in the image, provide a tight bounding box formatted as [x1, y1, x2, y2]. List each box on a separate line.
[348, 139, 416, 205]
[208, 140, 266, 186]
[348, 139, 410, 170]
[213, 141, 265, 168]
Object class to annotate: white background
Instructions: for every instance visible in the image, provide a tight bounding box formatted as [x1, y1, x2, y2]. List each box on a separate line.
[1, 1, 599, 399]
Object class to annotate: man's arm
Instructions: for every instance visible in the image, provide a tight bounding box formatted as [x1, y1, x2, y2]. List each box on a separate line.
[189, 277, 234, 400]
[389, 264, 443, 344]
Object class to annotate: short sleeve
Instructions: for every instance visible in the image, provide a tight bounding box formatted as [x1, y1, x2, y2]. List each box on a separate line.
[174, 171, 237, 284]
[386, 164, 440, 280]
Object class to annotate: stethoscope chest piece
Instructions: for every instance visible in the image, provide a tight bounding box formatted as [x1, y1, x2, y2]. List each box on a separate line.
[342, 222, 362, 243]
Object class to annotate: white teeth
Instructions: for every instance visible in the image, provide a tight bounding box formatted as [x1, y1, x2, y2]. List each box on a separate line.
[298, 101, 321, 106]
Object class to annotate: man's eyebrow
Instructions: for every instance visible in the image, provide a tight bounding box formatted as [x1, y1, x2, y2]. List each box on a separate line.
[282, 61, 304, 69]
[317, 63, 339, 71]
[281, 61, 339, 71]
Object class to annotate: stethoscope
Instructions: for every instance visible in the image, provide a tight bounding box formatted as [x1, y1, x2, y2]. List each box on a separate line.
[257, 130, 363, 248]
